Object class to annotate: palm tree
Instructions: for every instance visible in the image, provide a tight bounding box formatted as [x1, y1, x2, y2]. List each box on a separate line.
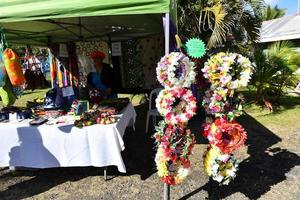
[263, 5, 286, 21]
[252, 42, 300, 105]
[178, 0, 264, 50]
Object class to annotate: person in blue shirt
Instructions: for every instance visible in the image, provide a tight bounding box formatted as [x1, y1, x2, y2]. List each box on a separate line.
[87, 51, 117, 99]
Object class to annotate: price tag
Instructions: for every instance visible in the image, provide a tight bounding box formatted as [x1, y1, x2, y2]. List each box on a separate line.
[185, 38, 206, 59]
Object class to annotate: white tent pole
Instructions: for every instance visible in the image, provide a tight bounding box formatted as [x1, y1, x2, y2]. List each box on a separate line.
[164, 13, 170, 55]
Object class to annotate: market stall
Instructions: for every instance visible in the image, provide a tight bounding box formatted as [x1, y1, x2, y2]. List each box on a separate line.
[0, 0, 176, 176]
[0, 103, 136, 173]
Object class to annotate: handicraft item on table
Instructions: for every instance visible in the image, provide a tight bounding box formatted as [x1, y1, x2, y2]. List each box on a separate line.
[154, 51, 198, 186]
[201, 52, 254, 185]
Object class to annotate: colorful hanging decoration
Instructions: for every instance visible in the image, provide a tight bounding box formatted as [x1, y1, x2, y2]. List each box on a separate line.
[202, 52, 254, 89]
[3, 48, 25, 86]
[154, 49, 200, 186]
[0, 49, 7, 87]
[203, 145, 238, 185]
[156, 52, 196, 88]
[156, 87, 197, 124]
[201, 52, 254, 185]
[185, 38, 206, 59]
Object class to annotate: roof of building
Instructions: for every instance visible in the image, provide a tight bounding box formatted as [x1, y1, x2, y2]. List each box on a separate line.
[260, 14, 300, 43]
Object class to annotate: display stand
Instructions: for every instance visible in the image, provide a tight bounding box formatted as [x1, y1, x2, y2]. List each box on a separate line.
[163, 183, 170, 200]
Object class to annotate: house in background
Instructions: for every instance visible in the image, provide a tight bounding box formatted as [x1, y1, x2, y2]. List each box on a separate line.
[260, 14, 300, 52]
[260, 14, 300, 89]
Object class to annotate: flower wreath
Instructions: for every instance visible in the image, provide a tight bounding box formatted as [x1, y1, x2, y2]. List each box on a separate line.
[156, 87, 197, 124]
[156, 52, 196, 88]
[202, 52, 254, 89]
[202, 87, 245, 121]
[204, 145, 238, 185]
[203, 118, 247, 154]
[154, 121, 195, 185]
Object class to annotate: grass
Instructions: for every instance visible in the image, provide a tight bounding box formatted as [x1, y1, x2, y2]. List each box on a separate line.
[1, 88, 299, 131]
[0, 88, 147, 108]
[242, 90, 300, 131]
[0, 88, 49, 108]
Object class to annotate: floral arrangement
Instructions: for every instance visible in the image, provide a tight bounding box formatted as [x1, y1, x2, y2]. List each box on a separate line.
[154, 50, 198, 186]
[154, 121, 195, 185]
[202, 87, 244, 121]
[74, 110, 116, 128]
[204, 145, 238, 185]
[201, 52, 254, 185]
[156, 87, 197, 124]
[203, 118, 247, 154]
[202, 52, 254, 89]
[156, 52, 196, 88]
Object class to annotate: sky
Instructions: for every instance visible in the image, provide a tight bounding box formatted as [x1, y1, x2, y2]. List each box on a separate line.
[265, 0, 299, 16]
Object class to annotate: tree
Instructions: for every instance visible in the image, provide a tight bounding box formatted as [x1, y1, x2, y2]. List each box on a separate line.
[178, 0, 264, 50]
[263, 5, 286, 21]
[251, 41, 300, 105]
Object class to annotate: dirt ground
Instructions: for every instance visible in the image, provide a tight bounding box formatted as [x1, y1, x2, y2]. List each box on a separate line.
[0, 103, 300, 200]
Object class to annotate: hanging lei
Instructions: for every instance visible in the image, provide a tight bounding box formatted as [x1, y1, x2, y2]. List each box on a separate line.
[202, 52, 254, 89]
[203, 145, 239, 185]
[156, 87, 197, 124]
[154, 121, 195, 185]
[201, 52, 254, 185]
[202, 87, 245, 121]
[156, 52, 196, 88]
[154, 49, 198, 185]
[202, 118, 247, 154]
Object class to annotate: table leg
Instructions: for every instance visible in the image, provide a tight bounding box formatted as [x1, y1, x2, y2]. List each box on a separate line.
[104, 166, 108, 181]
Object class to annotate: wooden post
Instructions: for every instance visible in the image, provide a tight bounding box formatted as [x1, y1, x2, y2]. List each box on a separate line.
[163, 183, 170, 200]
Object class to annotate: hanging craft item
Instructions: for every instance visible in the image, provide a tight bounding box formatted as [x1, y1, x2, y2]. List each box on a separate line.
[154, 121, 195, 185]
[156, 87, 197, 124]
[203, 145, 238, 185]
[0, 50, 7, 87]
[156, 52, 196, 88]
[153, 107, 196, 186]
[48, 49, 57, 88]
[185, 38, 206, 59]
[154, 47, 199, 189]
[0, 29, 8, 87]
[3, 48, 25, 86]
[202, 87, 244, 121]
[201, 52, 254, 185]
[202, 52, 254, 89]
[203, 118, 247, 154]
[0, 79, 16, 106]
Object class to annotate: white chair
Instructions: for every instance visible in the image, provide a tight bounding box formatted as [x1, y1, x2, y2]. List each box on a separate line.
[145, 88, 163, 133]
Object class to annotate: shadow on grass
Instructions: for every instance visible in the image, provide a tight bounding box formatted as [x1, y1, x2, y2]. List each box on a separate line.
[179, 113, 300, 200]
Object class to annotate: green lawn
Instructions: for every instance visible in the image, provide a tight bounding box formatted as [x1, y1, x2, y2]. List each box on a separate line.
[242, 90, 300, 131]
[1, 89, 299, 132]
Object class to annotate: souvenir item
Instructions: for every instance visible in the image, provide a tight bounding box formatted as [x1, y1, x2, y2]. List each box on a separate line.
[156, 52, 196, 88]
[3, 48, 25, 86]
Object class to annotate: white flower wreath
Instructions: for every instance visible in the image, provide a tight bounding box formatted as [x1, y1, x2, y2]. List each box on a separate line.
[156, 52, 196, 88]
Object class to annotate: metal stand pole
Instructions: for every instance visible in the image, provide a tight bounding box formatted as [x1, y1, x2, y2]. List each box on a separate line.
[163, 183, 170, 200]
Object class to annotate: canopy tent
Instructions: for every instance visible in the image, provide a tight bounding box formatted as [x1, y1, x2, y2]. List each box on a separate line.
[0, 0, 176, 51]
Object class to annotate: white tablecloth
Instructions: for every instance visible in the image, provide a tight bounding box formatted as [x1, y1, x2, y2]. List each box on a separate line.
[0, 103, 136, 173]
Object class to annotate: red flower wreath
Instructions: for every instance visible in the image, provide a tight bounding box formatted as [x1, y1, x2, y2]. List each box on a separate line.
[203, 118, 247, 154]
